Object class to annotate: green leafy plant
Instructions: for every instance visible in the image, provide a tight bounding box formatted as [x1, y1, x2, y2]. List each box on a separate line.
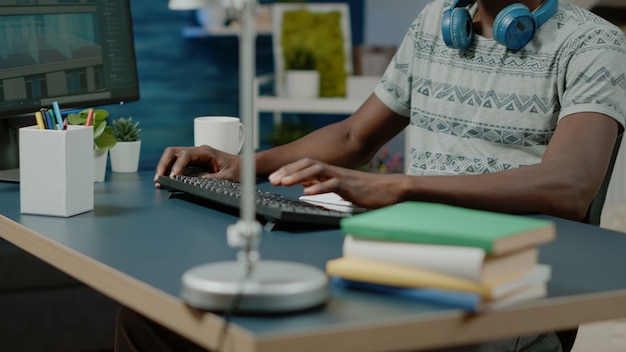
[67, 108, 117, 151]
[281, 9, 347, 97]
[112, 117, 141, 142]
[285, 45, 317, 71]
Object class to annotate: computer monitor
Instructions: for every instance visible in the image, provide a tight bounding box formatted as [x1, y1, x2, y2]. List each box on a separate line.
[0, 0, 140, 182]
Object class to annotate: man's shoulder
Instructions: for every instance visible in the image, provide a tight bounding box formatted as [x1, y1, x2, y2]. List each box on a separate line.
[554, 2, 626, 45]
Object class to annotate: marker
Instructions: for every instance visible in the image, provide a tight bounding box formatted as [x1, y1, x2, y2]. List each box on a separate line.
[46, 110, 54, 129]
[39, 108, 49, 129]
[35, 111, 45, 130]
[41, 109, 53, 129]
[85, 108, 94, 126]
[52, 101, 63, 130]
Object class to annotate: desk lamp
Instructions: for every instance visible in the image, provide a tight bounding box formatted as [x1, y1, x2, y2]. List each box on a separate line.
[168, 0, 328, 313]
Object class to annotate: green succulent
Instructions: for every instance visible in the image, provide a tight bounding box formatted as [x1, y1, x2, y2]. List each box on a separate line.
[112, 117, 141, 142]
[67, 108, 117, 151]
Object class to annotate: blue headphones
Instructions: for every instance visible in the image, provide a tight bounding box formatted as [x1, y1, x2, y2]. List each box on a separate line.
[442, 0, 558, 51]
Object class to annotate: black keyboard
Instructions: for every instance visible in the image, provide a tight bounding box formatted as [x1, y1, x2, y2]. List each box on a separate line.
[158, 175, 356, 227]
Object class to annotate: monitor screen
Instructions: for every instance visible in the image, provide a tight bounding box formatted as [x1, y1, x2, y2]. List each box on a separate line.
[0, 0, 140, 180]
[0, 0, 140, 117]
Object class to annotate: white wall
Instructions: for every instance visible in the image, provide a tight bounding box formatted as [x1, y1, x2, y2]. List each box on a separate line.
[364, 0, 430, 47]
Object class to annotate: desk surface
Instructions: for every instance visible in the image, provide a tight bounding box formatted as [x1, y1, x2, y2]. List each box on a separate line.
[2, 172, 626, 352]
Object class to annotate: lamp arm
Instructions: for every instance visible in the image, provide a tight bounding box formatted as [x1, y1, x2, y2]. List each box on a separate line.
[227, 0, 262, 272]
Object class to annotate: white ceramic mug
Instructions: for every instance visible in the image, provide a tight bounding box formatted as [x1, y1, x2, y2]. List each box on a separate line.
[194, 116, 245, 154]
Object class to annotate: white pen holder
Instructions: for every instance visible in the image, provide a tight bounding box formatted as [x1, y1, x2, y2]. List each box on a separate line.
[19, 125, 94, 217]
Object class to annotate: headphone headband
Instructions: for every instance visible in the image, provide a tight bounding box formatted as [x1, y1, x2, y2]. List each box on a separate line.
[442, 0, 558, 51]
[533, 0, 558, 28]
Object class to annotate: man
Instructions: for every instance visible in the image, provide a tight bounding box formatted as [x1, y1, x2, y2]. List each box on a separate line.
[117, 0, 625, 351]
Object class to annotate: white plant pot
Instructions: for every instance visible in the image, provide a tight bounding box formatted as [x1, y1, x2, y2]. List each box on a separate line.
[93, 149, 108, 183]
[285, 70, 320, 98]
[110, 140, 141, 173]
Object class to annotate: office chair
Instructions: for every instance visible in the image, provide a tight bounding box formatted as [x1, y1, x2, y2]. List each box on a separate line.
[556, 133, 623, 352]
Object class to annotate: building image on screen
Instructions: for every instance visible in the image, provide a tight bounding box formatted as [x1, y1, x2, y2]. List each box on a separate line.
[0, 0, 140, 181]
[1, 13, 104, 107]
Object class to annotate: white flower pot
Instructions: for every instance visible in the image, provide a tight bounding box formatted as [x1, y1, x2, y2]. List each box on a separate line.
[285, 70, 320, 98]
[110, 140, 141, 173]
[93, 149, 108, 182]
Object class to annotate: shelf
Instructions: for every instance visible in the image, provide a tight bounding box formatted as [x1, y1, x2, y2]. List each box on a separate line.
[252, 96, 365, 149]
[181, 25, 272, 38]
[255, 96, 364, 114]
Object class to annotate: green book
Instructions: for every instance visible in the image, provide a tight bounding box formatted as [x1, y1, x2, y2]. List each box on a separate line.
[340, 202, 556, 255]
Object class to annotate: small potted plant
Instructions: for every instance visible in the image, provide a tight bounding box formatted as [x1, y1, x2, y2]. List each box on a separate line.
[67, 108, 116, 182]
[109, 117, 142, 173]
[284, 45, 319, 98]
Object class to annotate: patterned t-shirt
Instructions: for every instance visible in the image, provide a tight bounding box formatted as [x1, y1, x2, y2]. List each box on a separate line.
[375, 0, 626, 176]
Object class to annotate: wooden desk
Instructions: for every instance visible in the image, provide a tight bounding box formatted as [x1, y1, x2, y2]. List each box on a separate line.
[1, 172, 626, 351]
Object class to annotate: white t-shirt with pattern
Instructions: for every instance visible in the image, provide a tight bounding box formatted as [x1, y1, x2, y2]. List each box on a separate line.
[375, 0, 626, 176]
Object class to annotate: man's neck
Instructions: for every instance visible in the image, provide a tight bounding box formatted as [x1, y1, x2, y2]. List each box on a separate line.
[473, 0, 544, 37]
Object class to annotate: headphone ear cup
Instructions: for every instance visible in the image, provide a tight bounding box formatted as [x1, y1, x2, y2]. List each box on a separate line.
[493, 4, 536, 51]
[444, 7, 474, 50]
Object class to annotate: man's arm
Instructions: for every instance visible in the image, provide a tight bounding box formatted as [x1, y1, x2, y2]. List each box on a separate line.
[254, 93, 409, 177]
[401, 112, 619, 220]
[271, 112, 620, 221]
[154, 94, 407, 184]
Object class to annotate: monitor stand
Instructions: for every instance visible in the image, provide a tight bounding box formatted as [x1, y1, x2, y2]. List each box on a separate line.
[0, 168, 19, 183]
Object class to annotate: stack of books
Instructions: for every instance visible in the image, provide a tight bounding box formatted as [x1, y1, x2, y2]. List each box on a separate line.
[326, 202, 557, 312]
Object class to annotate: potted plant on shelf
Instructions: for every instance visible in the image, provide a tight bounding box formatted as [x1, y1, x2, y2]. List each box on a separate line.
[267, 121, 313, 147]
[67, 108, 117, 182]
[284, 45, 319, 98]
[109, 117, 142, 173]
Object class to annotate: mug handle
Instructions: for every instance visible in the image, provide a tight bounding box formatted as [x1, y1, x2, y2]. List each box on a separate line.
[237, 122, 245, 154]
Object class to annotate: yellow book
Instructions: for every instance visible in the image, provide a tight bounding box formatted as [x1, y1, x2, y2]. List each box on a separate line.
[326, 257, 551, 300]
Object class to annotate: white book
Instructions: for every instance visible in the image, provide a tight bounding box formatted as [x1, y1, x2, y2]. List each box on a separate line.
[343, 235, 539, 282]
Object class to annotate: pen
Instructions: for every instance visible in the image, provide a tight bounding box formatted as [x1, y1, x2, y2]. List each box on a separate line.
[85, 108, 94, 126]
[52, 101, 63, 130]
[35, 111, 45, 130]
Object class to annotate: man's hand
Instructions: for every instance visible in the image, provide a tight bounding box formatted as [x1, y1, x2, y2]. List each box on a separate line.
[154, 145, 241, 187]
[268, 158, 406, 209]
